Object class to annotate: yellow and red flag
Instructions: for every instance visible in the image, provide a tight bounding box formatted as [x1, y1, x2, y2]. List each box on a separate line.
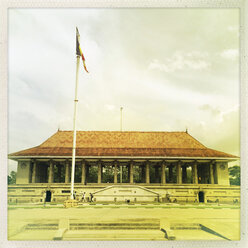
[76, 27, 89, 73]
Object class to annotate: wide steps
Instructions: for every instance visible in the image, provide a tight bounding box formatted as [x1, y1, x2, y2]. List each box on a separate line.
[70, 222, 160, 230]
[63, 229, 165, 240]
[64, 219, 163, 240]
[25, 223, 58, 230]
[170, 223, 201, 230]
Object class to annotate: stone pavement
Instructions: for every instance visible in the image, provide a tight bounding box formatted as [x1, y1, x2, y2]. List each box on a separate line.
[8, 203, 240, 241]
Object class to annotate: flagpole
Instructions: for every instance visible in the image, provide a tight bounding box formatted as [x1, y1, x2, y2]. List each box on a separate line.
[70, 54, 80, 200]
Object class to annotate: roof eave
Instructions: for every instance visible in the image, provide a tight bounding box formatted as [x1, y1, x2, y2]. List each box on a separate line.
[8, 155, 239, 162]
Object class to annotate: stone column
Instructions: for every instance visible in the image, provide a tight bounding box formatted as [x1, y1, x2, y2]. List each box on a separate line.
[48, 160, 54, 183]
[169, 166, 173, 182]
[32, 160, 37, 183]
[176, 161, 182, 184]
[129, 161, 134, 184]
[120, 165, 123, 183]
[161, 161, 166, 184]
[114, 161, 118, 184]
[145, 161, 150, 184]
[81, 160, 86, 184]
[98, 161, 102, 184]
[192, 161, 198, 184]
[65, 160, 70, 183]
[209, 161, 214, 184]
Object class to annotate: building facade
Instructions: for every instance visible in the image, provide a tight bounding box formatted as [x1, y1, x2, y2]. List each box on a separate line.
[8, 130, 240, 204]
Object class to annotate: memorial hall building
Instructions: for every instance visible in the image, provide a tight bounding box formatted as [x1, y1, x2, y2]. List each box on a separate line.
[8, 130, 240, 204]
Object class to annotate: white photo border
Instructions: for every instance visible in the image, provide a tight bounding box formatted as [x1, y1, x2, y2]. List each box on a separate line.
[0, 0, 247, 248]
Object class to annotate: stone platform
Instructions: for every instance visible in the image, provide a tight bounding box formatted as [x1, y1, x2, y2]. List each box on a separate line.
[8, 203, 240, 241]
[8, 184, 240, 204]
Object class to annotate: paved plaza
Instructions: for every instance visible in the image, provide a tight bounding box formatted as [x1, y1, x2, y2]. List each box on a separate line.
[8, 203, 240, 241]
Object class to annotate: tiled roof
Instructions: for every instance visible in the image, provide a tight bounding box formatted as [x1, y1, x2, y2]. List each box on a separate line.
[8, 130, 237, 159]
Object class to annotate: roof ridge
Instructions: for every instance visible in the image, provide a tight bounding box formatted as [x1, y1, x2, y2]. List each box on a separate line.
[185, 132, 207, 148]
[57, 130, 187, 133]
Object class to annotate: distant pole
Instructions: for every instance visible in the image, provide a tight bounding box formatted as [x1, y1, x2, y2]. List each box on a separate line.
[120, 107, 123, 183]
[70, 54, 80, 200]
[120, 107, 123, 131]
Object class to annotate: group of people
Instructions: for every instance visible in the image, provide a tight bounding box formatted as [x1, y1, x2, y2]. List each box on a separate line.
[79, 191, 94, 202]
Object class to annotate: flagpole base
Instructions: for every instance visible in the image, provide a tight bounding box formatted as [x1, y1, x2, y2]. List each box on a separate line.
[64, 199, 79, 208]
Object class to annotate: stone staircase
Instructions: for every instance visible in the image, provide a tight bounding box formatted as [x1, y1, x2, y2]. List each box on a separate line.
[62, 218, 165, 240]
[25, 223, 58, 230]
[9, 218, 232, 240]
[63, 229, 165, 240]
[170, 223, 201, 230]
[160, 221, 230, 240]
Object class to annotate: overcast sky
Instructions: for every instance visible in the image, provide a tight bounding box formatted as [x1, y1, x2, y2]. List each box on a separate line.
[8, 8, 240, 172]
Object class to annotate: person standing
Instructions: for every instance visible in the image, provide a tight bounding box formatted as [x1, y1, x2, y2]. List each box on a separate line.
[89, 193, 93, 202]
[82, 192, 86, 202]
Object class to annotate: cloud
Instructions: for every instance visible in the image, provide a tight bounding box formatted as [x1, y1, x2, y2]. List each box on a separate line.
[218, 104, 239, 123]
[199, 103, 239, 126]
[148, 51, 210, 73]
[220, 49, 239, 60]
[199, 104, 221, 116]
[184, 104, 239, 156]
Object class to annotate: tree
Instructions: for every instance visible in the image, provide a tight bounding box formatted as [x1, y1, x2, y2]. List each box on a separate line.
[229, 165, 240, 185]
[8, 171, 16, 184]
[102, 166, 114, 183]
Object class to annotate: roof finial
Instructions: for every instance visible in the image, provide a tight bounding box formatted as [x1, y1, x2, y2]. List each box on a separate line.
[58, 125, 60, 132]
[186, 127, 188, 133]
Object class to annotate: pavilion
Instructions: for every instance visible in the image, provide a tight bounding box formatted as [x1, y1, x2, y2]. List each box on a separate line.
[8, 130, 240, 204]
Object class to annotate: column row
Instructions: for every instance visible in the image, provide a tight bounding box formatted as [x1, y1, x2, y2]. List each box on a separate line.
[30, 159, 217, 185]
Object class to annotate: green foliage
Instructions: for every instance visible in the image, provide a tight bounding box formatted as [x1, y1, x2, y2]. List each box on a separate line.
[102, 166, 114, 183]
[121, 166, 129, 183]
[133, 166, 143, 183]
[75, 164, 82, 183]
[229, 165, 240, 185]
[149, 166, 161, 183]
[186, 169, 192, 183]
[87, 166, 98, 183]
[53, 163, 66, 183]
[8, 171, 16, 184]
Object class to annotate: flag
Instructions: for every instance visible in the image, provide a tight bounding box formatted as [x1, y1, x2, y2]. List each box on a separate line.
[76, 27, 89, 73]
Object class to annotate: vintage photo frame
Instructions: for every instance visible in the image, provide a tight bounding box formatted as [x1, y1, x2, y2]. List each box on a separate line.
[0, 0, 247, 247]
